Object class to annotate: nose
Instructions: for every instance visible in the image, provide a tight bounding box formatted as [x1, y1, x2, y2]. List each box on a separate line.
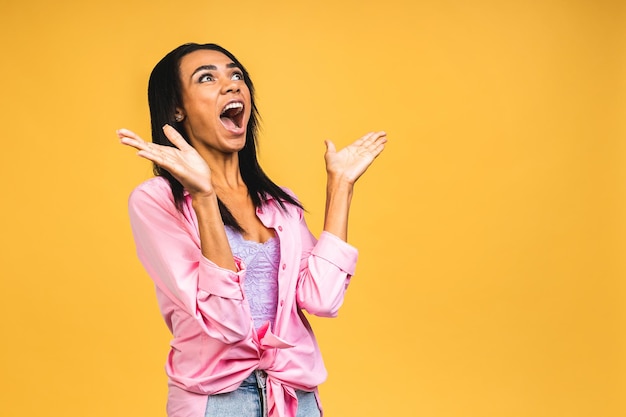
[222, 78, 240, 94]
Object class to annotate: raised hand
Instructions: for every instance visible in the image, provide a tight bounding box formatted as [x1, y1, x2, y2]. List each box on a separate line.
[117, 125, 214, 197]
[324, 131, 387, 185]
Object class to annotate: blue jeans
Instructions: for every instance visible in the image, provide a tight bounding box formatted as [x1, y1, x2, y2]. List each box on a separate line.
[204, 370, 320, 417]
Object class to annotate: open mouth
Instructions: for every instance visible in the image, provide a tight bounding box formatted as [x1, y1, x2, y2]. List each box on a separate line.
[220, 101, 245, 131]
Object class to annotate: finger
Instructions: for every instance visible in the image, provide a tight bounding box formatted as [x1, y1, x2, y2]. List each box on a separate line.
[362, 131, 386, 146]
[353, 131, 384, 149]
[136, 149, 160, 164]
[363, 136, 386, 155]
[370, 140, 387, 158]
[118, 129, 153, 152]
[116, 128, 135, 138]
[355, 134, 386, 159]
[137, 147, 176, 169]
[371, 133, 388, 148]
[361, 132, 387, 153]
[116, 128, 147, 142]
[325, 139, 337, 154]
[163, 124, 193, 151]
[352, 132, 374, 147]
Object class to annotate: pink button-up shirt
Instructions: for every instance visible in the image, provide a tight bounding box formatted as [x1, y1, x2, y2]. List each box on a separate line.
[128, 177, 358, 417]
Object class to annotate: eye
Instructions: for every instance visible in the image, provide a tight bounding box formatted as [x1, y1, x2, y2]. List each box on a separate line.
[232, 71, 244, 81]
[198, 73, 214, 83]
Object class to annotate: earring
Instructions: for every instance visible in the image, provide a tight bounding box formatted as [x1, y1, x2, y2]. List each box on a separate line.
[175, 114, 184, 122]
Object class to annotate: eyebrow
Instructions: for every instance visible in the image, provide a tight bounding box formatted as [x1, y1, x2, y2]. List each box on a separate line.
[190, 62, 240, 79]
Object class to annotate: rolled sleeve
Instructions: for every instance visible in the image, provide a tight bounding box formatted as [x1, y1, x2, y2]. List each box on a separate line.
[311, 231, 358, 276]
[197, 257, 245, 300]
[128, 178, 251, 343]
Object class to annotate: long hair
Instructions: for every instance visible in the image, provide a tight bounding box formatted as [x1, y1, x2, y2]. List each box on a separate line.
[147, 43, 302, 232]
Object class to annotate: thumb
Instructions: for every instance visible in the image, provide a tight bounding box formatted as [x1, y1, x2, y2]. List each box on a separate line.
[324, 139, 336, 154]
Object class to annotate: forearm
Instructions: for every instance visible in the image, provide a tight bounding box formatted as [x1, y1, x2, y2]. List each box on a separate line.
[321, 131, 386, 240]
[192, 193, 237, 271]
[323, 178, 354, 242]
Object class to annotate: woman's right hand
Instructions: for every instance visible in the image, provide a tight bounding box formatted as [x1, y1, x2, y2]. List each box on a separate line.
[117, 125, 214, 197]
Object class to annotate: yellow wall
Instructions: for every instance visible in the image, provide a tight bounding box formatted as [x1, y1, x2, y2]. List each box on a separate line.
[0, 0, 624, 416]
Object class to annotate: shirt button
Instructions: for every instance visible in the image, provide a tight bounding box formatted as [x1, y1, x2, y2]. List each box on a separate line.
[278, 226, 283, 232]
[257, 208, 263, 214]
[280, 300, 284, 307]
[282, 264, 286, 270]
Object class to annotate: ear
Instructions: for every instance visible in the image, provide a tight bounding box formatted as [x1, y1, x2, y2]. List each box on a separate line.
[174, 107, 185, 122]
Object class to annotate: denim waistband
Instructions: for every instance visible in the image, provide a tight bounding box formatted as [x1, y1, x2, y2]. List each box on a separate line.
[240, 369, 267, 389]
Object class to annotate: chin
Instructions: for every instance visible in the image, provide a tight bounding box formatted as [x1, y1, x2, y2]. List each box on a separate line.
[223, 135, 247, 153]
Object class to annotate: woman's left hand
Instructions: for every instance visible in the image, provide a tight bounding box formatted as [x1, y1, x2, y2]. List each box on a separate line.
[324, 131, 387, 185]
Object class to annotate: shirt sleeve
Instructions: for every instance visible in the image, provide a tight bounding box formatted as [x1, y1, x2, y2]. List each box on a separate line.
[295, 210, 359, 318]
[128, 181, 251, 344]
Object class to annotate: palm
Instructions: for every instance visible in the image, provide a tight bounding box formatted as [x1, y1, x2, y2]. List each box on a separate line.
[118, 126, 213, 195]
[325, 131, 387, 184]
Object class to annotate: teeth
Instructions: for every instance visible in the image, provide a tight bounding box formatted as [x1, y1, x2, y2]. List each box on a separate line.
[221, 102, 243, 114]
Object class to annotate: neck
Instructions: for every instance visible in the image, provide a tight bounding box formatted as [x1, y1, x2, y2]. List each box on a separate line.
[195, 148, 243, 190]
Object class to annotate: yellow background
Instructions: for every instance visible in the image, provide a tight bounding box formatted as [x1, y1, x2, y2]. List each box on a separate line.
[1, 0, 624, 416]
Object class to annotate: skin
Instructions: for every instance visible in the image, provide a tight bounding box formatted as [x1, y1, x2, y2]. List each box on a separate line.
[118, 49, 387, 272]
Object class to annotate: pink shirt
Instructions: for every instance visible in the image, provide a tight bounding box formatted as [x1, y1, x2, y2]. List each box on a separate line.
[128, 177, 358, 417]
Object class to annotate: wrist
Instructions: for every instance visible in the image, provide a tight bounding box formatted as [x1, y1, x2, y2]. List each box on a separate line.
[191, 191, 218, 209]
[326, 175, 355, 193]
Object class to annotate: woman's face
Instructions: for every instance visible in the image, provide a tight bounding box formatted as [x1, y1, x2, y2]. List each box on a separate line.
[176, 49, 252, 155]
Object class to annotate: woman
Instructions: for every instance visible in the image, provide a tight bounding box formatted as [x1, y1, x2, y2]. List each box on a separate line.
[117, 43, 386, 417]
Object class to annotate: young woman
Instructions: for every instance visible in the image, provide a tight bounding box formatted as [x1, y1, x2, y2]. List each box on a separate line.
[117, 43, 386, 417]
